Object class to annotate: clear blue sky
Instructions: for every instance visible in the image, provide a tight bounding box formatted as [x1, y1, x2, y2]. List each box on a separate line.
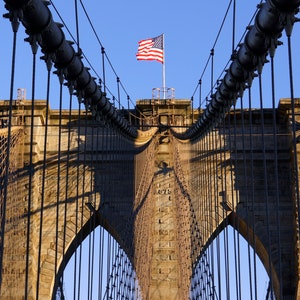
[2, 1, 298, 109]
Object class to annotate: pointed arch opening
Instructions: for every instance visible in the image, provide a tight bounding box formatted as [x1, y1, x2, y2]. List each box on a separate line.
[190, 224, 275, 299]
[53, 223, 141, 299]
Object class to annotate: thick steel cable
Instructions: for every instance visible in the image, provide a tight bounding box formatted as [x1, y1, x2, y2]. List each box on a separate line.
[191, 2, 260, 109]
[175, 0, 300, 140]
[77, 0, 137, 110]
[3, 0, 138, 139]
[48, 1, 105, 98]
[52, 0, 142, 118]
[2, 2, 142, 298]
[52, 0, 139, 114]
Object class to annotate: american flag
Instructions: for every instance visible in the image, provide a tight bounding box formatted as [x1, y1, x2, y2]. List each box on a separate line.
[136, 34, 164, 64]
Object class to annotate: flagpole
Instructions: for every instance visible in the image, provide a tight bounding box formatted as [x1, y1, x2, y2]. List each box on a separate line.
[162, 33, 166, 99]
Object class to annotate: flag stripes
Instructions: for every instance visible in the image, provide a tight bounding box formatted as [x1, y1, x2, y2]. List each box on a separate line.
[136, 34, 164, 63]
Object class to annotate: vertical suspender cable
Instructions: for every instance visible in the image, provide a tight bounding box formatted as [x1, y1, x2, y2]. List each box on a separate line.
[98, 217, 104, 299]
[208, 47, 215, 297]
[106, 231, 112, 298]
[205, 132, 212, 297]
[258, 72, 274, 299]
[25, 38, 38, 299]
[226, 98, 240, 299]
[127, 95, 131, 125]
[213, 129, 221, 299]
[90, 127, 97, 299]
[36, 57, 52, 299]
[90, 217, 96, 299]
[87, 212, 92, 300]
[73, 1, 82, 297]
[247, 86, 258, 299]
[269, 51, 283, 298]
[74, 0, 80, 53]
[218, 122, 226, 299]
[106, 128, 113, 297]
[229, 104, 240, 300]
[210, 49, 214, 98]
[213, 129, 221, 298]
[55, 73, 64, 276]
[117, 77, 121, 110]
[240, 94, 254, 300]
[60, 90, 74, 294]
[222, 116, 231, 300]
[231, 102, 241, 300]
[87, 119, 96, 299]
[77, 108, 89, 299]
[231, 0, 236, 53]
[97, 123, 106, 300]
[87, 129, 92, 300]
[224, 209, 230, 299]
[286, 32, 300, 233]
[227, 2, 239, 297]
[199, 79, 202, 110]
[95, 123, 100, 299]
[101, 47, 106, 94]
[205, 134, 211, 298]
[0, 17, 19, 288]
[73, 103, 82, 300]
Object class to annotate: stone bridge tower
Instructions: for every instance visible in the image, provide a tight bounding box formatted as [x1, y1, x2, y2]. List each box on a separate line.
[0, 98, 299, 299]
